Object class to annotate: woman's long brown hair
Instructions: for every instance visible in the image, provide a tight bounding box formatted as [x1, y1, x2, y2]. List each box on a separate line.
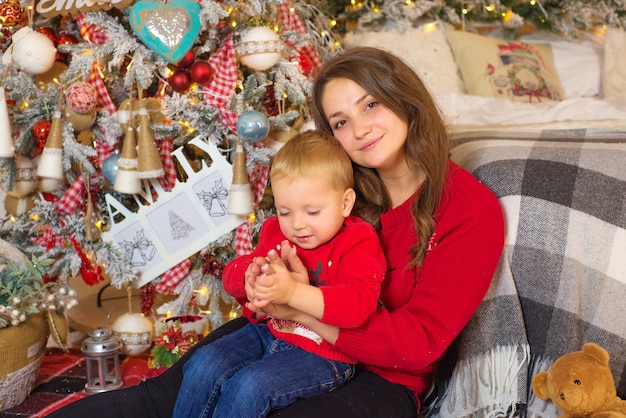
[311, 47, 450, 268]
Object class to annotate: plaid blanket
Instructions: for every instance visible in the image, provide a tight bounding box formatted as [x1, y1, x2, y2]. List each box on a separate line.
[425, 127, 626, 417]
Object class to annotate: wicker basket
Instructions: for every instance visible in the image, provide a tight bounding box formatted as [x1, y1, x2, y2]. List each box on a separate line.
[0, 313, 49, 411]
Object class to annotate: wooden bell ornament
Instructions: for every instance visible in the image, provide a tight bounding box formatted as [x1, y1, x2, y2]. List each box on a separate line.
[227, 138, 254, 215]
[136, 99, 164, 179]
[36, 94, 65, 181]
[114, 101, 142, 194]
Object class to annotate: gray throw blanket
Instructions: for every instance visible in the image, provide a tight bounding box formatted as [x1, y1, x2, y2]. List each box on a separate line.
[425, 127, 626, 417]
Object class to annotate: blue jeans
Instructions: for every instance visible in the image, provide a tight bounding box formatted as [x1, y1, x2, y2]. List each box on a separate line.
[172, 322, 355, 418]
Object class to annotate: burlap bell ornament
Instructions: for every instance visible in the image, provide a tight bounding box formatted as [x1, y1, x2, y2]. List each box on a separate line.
[227, 138, 254, 215]
[136, 99, 164, 179]
[114, 99, 142, 194]
[36, 95, 65, 181]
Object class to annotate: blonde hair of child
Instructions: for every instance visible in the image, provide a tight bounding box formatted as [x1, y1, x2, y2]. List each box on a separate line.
[270, 130, 354, 193]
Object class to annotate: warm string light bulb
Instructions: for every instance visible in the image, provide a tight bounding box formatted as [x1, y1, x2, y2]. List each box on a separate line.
[195, 286, 209, 298]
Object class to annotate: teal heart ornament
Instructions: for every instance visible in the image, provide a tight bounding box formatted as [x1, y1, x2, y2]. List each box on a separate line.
[129, 0, 201, 64]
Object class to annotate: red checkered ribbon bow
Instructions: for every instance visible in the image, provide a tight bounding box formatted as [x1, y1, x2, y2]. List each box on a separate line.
[158, 138, 177, 192]
[56, 175, 85, 216]
[234, 163, 269, 257]
[204, 32, 238, 131]
[250, 163, 269, 204]
[76, 13, 107, 45]
[236, 223, 253, 257]
[278, 2, 323, 77]
[155, 259, 192, 294]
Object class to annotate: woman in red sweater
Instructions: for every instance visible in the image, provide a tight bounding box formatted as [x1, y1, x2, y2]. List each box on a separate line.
[48, 47, 504, 418]
[234, 46, 505, 416]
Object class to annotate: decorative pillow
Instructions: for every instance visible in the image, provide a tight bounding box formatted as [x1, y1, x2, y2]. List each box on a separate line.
[445, 30, 564, 103]
[603, 26, 626, 98]
[343, 23, 466, 95]
[519, 31, 603, 99]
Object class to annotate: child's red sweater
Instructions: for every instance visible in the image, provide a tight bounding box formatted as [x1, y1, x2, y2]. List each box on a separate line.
[223, 215, 386, 364]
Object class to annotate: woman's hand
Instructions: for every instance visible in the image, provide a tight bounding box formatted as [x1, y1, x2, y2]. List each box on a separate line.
[244, 256, 271, 317]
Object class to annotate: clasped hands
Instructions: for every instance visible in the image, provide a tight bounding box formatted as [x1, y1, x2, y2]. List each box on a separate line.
[244, 240, 309, 319]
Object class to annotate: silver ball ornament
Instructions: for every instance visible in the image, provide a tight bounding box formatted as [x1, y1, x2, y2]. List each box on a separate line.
[237, 110, 270, 142]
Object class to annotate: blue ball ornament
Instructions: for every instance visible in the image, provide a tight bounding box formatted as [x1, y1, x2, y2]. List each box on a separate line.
[237, 110, 270, 142]
[102, 153, 120, 184]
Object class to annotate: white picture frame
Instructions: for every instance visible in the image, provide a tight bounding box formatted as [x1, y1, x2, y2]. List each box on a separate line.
[101, 137, 245, 287]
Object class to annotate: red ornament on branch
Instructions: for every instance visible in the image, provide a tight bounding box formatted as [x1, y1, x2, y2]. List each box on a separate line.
[168, 69, 191, 92]
[189, 61, 213, 84]
[70, 237, 105, 286]
[32, 119, 51, 154]
[177, 49, 195, 69]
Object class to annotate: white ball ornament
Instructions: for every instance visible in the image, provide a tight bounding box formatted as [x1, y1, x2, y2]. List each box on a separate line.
[236, 26, 283, 71]
[112, 312, 155, 356]
[5, 27, 57, 75]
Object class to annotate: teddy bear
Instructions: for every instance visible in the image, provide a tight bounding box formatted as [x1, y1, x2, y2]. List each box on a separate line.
[531, 342, 626, 418]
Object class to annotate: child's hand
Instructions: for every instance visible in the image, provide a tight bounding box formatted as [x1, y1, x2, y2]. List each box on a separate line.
[244, 256, 272, 313]
[252, 253, 298, 305]
[275, 240, 309, 284]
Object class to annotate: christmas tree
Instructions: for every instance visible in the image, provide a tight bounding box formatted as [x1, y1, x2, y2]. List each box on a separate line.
[341, 0, 626, 39]
[0, 0, 340, 330]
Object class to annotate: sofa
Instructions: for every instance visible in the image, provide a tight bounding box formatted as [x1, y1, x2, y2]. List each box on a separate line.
[344, 22, 626, 417]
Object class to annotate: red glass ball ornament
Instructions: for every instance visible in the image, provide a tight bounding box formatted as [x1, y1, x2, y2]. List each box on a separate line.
[189, 61, 213, 85]
[32, 120, 51, 153]
[168, 69, 191, 93]
[37, 27, 58, 45]
[177, 49, 195, 69]
[57, 32, 78, 46]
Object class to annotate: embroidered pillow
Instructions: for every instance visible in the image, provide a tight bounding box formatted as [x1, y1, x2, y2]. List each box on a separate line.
[445, 30, 564, 103]
[519, 31, 603, 99]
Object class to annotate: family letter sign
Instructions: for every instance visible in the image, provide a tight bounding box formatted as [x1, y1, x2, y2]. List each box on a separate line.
[36, 0, 133, 18]
[101, 137, 245, 287]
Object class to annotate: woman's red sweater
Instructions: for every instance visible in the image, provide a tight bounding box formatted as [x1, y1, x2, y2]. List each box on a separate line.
[333, 161, 505, 398]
